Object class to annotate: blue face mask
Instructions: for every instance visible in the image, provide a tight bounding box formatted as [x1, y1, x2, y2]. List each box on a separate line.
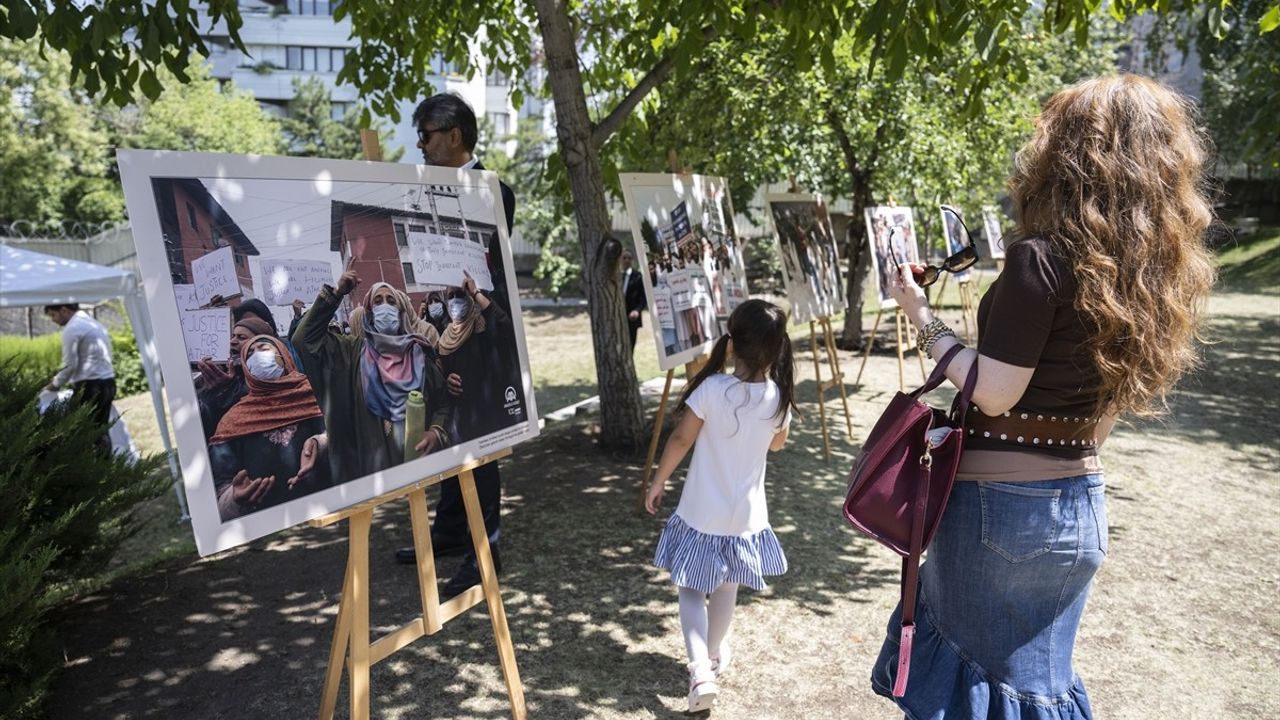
[447, 298, 470, 322]
[245, 349, 284, 381]
[372, 303, 401, 334]
[428, 302, 445, 320]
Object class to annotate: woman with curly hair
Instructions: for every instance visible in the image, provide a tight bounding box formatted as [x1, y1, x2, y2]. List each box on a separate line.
[877, 74, 1217, 718]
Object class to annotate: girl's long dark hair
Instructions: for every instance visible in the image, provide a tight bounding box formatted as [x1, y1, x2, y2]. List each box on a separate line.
[678, 299, 796, 426]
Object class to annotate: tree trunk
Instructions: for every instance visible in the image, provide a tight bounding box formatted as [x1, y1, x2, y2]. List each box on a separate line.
[826, 108, 876, 349]
[533, 0, 645, 449]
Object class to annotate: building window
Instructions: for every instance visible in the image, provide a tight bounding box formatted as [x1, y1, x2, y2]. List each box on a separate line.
[487, 112, 510, 137]
[185, 202, 198, 231]
[286, 46, 301, 69]
[402, 262, 416, 285]
[284, 45, 344, 71]
[330, 48, 345, 75]
[330, 101, 352, 121]
[211, 227, 225, 247]
[408, 224, 426, 234]
[290, 0, 336, 15]
[394, 223, 408, 247]
[486, 69, 508, 86]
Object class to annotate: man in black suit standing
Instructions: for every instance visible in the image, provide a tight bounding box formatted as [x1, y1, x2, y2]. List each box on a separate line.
[395, 93, 515, 601]
[621, 248, 647, 350]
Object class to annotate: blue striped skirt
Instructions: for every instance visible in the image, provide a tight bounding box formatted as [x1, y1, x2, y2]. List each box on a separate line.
[654, 513, 788, 594]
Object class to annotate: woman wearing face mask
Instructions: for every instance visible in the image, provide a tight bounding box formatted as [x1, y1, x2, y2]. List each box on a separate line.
[420, 290, 449, 336]
[292, 271, 454, 480]
[195, 316, 275, 441]
[208, 335, 331, 520]
[436, 271, 527, 442]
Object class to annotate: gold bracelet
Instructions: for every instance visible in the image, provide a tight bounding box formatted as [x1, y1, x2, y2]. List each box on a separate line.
[918, 319, 955, 355]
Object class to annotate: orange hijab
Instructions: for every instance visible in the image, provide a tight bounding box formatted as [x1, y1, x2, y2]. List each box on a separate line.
[209, 335, 323, 444]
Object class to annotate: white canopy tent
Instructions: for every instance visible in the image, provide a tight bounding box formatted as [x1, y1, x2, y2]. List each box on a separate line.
[0, 245, 188, 519]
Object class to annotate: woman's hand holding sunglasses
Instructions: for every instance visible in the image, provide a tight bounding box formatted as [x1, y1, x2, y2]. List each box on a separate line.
[888, 262, 934, 327]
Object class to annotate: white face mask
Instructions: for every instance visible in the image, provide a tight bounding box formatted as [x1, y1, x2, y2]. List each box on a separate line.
[428, 302, 445, 320]
[371, 303, 401, 334]
[447, 298, 470, 322]
[246, 349, 284, 381]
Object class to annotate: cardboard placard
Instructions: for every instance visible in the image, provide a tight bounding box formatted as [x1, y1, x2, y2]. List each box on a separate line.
[180, 307, 231, 362]
[406, 231, 494, 291]
[173, 283, 199, 311]
[192, 246, 240, 305]
[261, 258, 334, 306]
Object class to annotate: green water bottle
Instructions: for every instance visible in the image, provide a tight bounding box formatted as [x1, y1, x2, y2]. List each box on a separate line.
[405, 390, 426, 462]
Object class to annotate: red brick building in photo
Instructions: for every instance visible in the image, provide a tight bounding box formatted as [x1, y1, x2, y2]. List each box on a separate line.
[151, 178, 259, 296]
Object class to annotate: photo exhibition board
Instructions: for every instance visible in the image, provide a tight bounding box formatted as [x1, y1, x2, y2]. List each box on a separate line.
[118, 150, 538, 555]
[940, 205, 973, 283]
[864, 206, 921, 310]
[764, 193, 847, 323]
[982, 206, 1007, 260]
[619, 173, 750, 371]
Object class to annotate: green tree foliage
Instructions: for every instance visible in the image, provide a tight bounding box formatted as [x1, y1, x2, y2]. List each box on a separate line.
[105, 61, 282, 156]
[282, 77, 402, 161]
[0, 364, 168, 719]
[0, 37, 119, 228]
[7, 0, 1233, 447]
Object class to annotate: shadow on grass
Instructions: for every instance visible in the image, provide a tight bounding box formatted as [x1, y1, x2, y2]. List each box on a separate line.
[49, 380, 895, 719]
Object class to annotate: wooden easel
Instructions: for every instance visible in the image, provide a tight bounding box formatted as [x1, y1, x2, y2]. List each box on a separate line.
[853, 307, 927, 392]
[637, 354, 708, 513]
[312, 450, 525, 720]
[310, 131, 526, 720]
[809, 315, 854, 461]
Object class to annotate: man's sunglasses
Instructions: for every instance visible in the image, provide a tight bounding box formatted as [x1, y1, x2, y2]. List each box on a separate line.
[890, 206, 979, 287]
[417, 125, 452, 144]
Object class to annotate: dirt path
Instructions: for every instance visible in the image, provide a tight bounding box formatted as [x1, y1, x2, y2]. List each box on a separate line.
[49, 292, 1279, 719]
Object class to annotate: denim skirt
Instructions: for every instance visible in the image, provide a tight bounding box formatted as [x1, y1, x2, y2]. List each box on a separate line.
[872, 474, 1108, 719]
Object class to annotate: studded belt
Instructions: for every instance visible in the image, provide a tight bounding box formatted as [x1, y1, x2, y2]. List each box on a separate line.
[965, 406, 1104, 450]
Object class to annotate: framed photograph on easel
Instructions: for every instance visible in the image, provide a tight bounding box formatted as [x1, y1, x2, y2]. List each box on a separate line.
[764, 192, 847, 323]
[982, 206, 1007, 261]
[118, 150, 539, 556]
[864, 205, 920, 309]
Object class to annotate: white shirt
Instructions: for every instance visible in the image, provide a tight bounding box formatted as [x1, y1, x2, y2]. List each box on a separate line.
[674, 373, 790, 536]
[52, 311, 114, 387]
[460, 156, 478, 170]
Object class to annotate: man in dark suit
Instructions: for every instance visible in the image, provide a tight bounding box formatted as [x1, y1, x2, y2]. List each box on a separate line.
[395, 93, 516, 601]
[621, 248, 647, 350]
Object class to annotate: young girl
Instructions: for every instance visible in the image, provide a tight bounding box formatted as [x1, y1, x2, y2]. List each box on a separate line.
[645, 299, 796, 713]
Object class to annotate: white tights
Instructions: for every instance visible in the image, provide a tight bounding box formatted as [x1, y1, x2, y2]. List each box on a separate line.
[677, 583, 739, 668]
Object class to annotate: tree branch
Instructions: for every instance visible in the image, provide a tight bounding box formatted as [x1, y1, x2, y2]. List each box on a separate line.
[589, 25, 719, 151]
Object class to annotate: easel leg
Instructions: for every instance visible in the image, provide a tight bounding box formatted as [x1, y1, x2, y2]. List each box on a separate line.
[637, 368, 675, 513]
[348, 510, 372, 720]
[810, 320, 831, 461]
[407, 488, 442, 633]
[823, 318, 854, 440]
[894, 310, 906, 392]
[318, 552, 353, 720]
[460, 470, 527, 720]
[854, 309, 883, 388]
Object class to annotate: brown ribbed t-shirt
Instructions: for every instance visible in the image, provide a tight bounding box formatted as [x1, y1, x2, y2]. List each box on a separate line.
[965, 235, 1103, 461]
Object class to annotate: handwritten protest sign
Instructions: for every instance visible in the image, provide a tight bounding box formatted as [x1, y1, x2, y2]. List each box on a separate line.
[406, 231, 493, 290]
[173, 284, 199, 311]
[672, 202, 692, 245]
[652, 285, 676, 329]
[192, 246, 240, 305]
[667, 269, 693, 312]
[261, 258, 333, 305]
[180, 307, 231, 362]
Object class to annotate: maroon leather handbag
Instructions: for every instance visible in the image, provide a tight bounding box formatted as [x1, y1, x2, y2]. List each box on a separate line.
[842, 344, 977, 697]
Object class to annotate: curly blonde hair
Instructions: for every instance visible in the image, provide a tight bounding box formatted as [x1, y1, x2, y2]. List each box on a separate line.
[1008, 74, 1217, 418]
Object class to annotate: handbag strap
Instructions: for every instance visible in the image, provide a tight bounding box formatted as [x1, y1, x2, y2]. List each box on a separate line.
[910, 344, 964, 399]
[910, 343, 982, 427]
[893, 450, 933, 697]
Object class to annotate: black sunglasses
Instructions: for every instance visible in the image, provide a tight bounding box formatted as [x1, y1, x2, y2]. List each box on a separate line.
[891, 206, 979, 287]
[417, 125, 452, 144]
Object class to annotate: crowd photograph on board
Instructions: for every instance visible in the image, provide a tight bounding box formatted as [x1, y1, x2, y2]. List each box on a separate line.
[765, 193, 846, 323]
[983, 205, 1008, 260]
[620, 173, 750, 370]
[864, 205, 921, 309]
[121, 151, 536, 555]
[940, 204, 973, 283]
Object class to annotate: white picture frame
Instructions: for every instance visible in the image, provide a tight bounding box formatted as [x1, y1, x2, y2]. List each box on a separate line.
[118, 150, 538, 555]
[864, 206, 920, 309]
[764, 193, 847, 323]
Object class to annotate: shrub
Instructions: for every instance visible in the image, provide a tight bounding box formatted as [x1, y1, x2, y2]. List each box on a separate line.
[0, 363, 168, 719]
[0, 331, 148, 396]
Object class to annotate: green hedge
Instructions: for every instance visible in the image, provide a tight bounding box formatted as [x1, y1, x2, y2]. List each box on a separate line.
[0, 364, 168, 719]
[0, 331, 148, 396]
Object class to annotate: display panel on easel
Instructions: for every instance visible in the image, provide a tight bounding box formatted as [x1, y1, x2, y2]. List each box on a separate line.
[619, 173, 749, 371]
[764, 193, 847, 323]
[118, 150, 538, 555]
[982, 206, 1007, 260]
[864, 206, 921, 310]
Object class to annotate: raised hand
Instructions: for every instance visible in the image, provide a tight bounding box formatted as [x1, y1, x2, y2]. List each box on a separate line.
[336, 269, 361, 297]
[287, 435, 321, 490]
[197, 357, 237, 389]
[231, 470, 276, 507]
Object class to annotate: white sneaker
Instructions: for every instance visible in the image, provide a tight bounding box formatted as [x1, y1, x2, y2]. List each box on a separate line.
[710, 643, 731, 678]
[686, 662, 719, 713]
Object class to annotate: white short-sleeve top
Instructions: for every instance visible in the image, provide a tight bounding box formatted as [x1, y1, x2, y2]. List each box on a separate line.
[674, 373, 790, 536]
